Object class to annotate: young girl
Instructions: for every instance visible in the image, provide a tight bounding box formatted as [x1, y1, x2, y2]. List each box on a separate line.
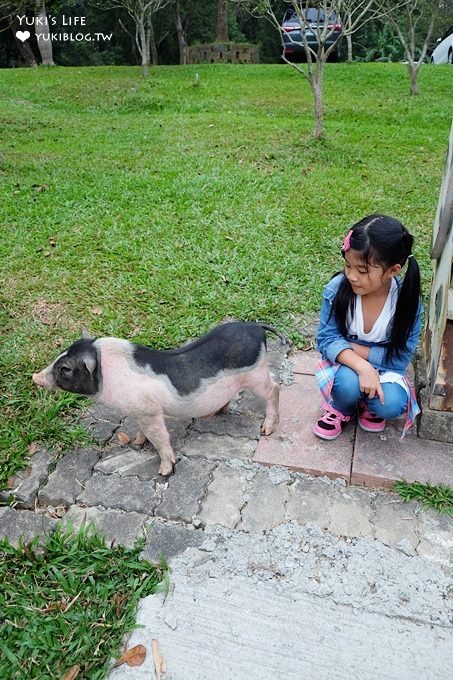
[313, 214, 423, 440]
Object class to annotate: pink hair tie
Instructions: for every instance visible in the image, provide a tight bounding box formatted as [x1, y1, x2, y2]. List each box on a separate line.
[341, 229, 353, 252]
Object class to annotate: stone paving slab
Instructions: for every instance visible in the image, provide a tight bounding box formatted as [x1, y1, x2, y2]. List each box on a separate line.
[142, 519, 204, 562]
[181, 432, 257, 462]
[1, 447, 54, 509]
[353, 418, 453, 488]
[0, 506, 56, 547]
[198, 462, 249, 529]
[38, 447, 100, 507]
[63, 505, 150, 549]
[77, 472, 159, 515]
[94, 446, 161, 481]
[156, 457, 217, 524]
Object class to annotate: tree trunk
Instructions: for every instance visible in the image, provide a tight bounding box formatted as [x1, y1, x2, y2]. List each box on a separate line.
[10, 16, 38, 67]
[173, 0, 187, 65]
[138, 19, 149, 75]
[407, 62, 419, 96]
[310, 61, 325, 140]
[216, 0, 229, 42]
[346, 33, 353, 63]
[35, 2, 54, 66]
[148, 19, 158, 66]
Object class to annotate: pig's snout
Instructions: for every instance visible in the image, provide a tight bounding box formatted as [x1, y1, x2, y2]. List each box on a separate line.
[32, 370, 54, 390]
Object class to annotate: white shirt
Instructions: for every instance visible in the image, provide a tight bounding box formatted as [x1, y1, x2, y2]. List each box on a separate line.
[347, 277, 398, 343]
[347, 277, 408, 393]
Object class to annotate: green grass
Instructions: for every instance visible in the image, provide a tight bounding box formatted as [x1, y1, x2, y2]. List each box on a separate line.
[1, 62, 452, 487]
[395, 481, 453, 515]
[0, 524, 166, 679]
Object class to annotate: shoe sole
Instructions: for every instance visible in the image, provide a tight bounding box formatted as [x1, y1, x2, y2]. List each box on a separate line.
[358, 420, 386, 433]
[313, 425, 342, 440]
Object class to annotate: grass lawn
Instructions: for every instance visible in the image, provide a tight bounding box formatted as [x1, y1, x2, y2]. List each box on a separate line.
[1, 62, 452, 486]
[0, 62, 452, 678]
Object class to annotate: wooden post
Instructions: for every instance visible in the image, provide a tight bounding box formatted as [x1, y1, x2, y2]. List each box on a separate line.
[423, 117, 453, 414]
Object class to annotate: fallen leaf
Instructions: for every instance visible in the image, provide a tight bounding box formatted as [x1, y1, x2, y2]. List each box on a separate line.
[60, 665, 80, 680]
[114, 644, 147, 668]
[28, 442, 38, 455]
[48, 236, 57, 246]
[91, 306, 103, 315]
[117, 431, 131, 445]
[113, 592, 126, 617]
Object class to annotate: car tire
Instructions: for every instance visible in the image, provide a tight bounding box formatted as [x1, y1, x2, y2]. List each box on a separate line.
[448, 49, 452, 64]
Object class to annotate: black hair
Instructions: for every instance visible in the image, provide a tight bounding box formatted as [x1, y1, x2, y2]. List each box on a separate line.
[333, 214, 421, 361]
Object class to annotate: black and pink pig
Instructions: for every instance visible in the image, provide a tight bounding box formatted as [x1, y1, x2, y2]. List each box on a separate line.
[32, 322, 286, 477]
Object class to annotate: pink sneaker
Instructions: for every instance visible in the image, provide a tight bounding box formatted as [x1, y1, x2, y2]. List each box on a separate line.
[358, 405, 386, 433]
[313, 402, 351, 440]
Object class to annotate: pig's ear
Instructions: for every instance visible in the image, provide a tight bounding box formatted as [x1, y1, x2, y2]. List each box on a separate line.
[82, 326, 92, 340]
[84, 355, 97, 375]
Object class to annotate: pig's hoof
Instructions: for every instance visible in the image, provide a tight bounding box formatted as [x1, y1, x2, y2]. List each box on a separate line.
[261, 419, 278, 436]
[133, 431, 147, 447]
[156, 463, 175, 483]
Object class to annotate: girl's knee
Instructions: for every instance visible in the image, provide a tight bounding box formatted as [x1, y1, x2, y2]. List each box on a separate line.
[369, 385, 408, 420]
[333, 366, 360, 396]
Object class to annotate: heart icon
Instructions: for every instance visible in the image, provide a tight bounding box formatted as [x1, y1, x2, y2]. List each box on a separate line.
[16, 30, 31, 42]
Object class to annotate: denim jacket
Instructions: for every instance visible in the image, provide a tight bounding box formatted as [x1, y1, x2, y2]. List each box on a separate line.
[316, 273, 423, 375]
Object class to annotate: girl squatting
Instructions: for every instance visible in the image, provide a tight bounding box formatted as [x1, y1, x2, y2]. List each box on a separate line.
[314, 214, 423, 440]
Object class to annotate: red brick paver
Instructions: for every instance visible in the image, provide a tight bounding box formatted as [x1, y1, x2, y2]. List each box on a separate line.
[253, 351, 453, 488]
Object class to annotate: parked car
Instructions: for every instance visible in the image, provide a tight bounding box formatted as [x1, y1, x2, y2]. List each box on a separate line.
[281, 6, 342, 62]
[431, 25, 453, 64]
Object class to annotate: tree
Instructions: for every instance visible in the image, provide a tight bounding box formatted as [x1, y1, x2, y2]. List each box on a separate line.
[0, 1, 37, 66]
[380, 0, 442, 95]
[243, 1, 403, 140]
[101, 0, 170, 74]
[172, 0, 187, 63]
[217, 0, 229, 40]
[171, 0, 206, 65]
[35, 1, 54, 65]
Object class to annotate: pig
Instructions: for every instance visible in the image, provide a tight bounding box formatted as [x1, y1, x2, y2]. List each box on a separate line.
[32, 322, 287, 478]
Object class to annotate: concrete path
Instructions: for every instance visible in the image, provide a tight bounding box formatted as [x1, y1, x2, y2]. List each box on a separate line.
[1, 340, 452, 679]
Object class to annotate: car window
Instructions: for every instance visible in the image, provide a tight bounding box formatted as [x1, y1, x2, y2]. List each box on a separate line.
[440, 25, 453, 41]
[283, 7, 337, 24]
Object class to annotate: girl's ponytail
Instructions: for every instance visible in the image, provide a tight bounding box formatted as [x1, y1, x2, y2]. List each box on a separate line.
[388, 253, 421, 361]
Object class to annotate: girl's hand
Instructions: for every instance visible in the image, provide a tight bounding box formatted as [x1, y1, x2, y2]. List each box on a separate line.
[358, 365, 385, 404]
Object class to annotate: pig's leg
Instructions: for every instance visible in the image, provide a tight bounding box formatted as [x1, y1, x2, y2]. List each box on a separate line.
[133, 430, 147, 446]
[260, 382, 280, 435]
[244, 361, 280, 435]
[135, 413, 176, 477]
